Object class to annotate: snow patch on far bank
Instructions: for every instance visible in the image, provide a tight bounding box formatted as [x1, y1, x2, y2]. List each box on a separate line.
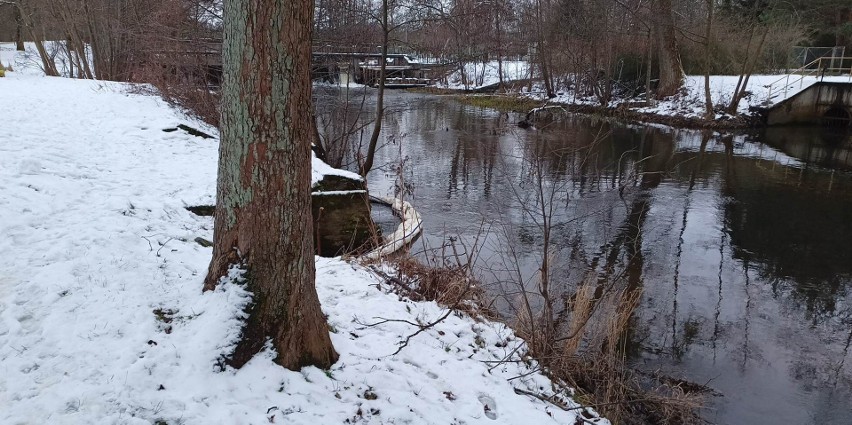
[438, 60, 531, 90]
[633, 74, 852, 118]
[1, 41, 93, 78]
[543, 73, 852, 120]
[428, 56, 850, 122]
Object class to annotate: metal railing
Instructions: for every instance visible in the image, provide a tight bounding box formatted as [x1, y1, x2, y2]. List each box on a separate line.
[765, 56, 852, 103]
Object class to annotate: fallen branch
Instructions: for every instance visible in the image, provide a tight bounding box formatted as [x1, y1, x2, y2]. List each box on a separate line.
[356, 308, 454, 356]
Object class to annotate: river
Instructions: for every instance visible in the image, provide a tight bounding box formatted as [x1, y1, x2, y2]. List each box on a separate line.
[315, 87, 852, 425]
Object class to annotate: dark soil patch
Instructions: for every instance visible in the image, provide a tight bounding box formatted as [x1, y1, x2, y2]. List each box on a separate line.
[163, 124, 215, 139]
[185, 205, 215, 216]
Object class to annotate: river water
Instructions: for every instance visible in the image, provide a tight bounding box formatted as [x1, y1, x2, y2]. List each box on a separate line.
[316, 87, 852, 425]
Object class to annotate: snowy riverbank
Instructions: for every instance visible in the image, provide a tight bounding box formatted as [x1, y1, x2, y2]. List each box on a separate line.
[437, 59, 851, 127]
[0, 44, 605, 424]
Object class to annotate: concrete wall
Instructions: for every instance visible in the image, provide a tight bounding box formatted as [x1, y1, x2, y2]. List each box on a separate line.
[767, 82, 852, 126]
[311, 175, 377, 257]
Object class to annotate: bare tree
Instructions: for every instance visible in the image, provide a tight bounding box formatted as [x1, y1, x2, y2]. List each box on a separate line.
[703, 0, 714, 118]
[532, 0, 555, 97]
[360, 0, 389, 177]
[654, 0, 685, 98]
[13, 4, 25, 51]
[724, 2, 772, 115]
[10, 0, 57, 75]
[204, 0, 338, 370]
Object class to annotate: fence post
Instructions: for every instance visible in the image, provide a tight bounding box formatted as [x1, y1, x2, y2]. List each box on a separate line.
[784, 74, 790, 98]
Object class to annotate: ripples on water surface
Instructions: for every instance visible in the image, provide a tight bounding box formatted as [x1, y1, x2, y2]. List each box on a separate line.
[317, 88, 852, 424]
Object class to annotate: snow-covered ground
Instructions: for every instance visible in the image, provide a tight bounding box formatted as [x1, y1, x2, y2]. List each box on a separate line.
[0, 41, 92, 78]
[0, 43, 603, 424]
[546, 73, 852, 119]
[434, 58, 851, 120]
[630, 74, 852, 119]
[438, 60, 531, 90]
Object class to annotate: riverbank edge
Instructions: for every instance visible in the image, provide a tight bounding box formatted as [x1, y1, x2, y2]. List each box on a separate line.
[371, 248, 705, 425]
[412, 89, 762, 130]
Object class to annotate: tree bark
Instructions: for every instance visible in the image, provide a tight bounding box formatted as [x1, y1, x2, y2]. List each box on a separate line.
[204, 0, 338, 370]
[703, 0, 714, 119]
[535, 0, 555, 98]
[645, 27, 653, 103]
[654, 0, 685, 99]
[14, 5, 25, 51]
[494, 1, 504, 90]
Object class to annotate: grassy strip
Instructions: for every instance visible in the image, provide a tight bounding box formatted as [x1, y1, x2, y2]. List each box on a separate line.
[452, 95, 544, 113]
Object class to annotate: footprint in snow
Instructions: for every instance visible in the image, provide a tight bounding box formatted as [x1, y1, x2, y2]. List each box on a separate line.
[477, 394, 498, 420]
[17, 159, 42, 175]
[15, 312, 39, 333]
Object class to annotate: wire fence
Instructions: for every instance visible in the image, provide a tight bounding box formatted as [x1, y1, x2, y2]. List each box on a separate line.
[791, 46, 846, 69]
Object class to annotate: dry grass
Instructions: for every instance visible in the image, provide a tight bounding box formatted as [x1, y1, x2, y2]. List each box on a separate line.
[511, 279, 705, 425]
[562, 277, 596, 356]
[454, 95, 542, 112]
[392, 257, 491, 319]
[134, 61, 221, 127]
[375, 249, 704, 423]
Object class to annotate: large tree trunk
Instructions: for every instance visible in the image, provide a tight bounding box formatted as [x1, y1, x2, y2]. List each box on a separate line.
[204, 0, 338, 370]
[535, 0, 555, 98]
[494, 2, 504, 90]
[654, 0, 684, 99]
[14, 6, 25, 51]
[703, 0, 714, 119]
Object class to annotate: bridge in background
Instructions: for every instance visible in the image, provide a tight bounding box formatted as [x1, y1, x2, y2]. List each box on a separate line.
[167, 40, 445, 88]
[311, 52, 442, 87]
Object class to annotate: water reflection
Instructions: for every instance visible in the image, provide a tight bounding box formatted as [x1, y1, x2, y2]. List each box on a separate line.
[316, 89, 852, 425]
[760, 126, 852, 170]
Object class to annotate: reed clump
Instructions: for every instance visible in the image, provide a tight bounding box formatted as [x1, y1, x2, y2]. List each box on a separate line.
[513, 277, 705, 424]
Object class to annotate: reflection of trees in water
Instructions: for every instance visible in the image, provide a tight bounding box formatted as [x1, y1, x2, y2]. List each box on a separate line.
[541, 127, 676, 355]
[329, 93, 852, 419]
[722, 177, 852, 321]
[758, 126, 852, 171]
[665, 132, 712, 361]
[447, 111, 503, 199]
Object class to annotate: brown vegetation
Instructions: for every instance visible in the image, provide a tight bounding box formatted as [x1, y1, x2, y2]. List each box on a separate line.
[514, 279, 704, 424]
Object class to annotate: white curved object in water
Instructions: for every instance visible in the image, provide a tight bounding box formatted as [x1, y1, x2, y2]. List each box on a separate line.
[362, 197, 423, 260]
